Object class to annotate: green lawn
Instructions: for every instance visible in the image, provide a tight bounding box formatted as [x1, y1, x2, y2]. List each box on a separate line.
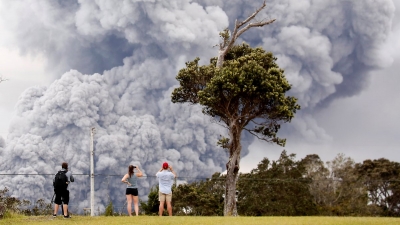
[1, 216, 400, 225]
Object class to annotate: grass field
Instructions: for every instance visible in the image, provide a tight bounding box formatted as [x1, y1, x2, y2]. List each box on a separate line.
[1, 216, 400, 225]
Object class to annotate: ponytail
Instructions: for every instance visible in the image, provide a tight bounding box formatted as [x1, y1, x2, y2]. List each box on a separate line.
[128, 165, 134, 178]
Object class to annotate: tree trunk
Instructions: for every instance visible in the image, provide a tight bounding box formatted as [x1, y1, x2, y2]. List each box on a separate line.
[224, 121, 241, 216]
[216, 49, 226, 68]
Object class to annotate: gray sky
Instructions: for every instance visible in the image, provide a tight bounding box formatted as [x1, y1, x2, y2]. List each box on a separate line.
[0, 0, 399, 208]
[242, 51, 400, 169]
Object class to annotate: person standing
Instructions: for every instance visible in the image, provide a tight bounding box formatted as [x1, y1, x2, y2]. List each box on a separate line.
[121, 165, 143, 216]
[53, 162, 74, 219]
[156, 162, 176, 216]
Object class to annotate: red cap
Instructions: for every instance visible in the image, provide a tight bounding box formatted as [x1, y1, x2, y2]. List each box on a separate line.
[163, 162, 169, 169]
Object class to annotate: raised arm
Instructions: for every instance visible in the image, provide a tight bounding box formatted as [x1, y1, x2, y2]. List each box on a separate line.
[169, 165, 177, 178]
[135, 166, 143, 177]
[156, 167, 163, 176]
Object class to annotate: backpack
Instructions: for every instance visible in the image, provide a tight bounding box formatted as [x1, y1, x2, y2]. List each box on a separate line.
[53, 170, 68, 191]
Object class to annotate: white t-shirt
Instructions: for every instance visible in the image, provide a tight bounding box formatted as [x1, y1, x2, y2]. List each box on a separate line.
[156, 170, 175, 194]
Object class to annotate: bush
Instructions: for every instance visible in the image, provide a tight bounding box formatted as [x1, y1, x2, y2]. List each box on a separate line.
[141, 186, 163, 216]
[0, 187, 22, 219]
[0, 187, 55, 219]
[31, 199, 53, 216]
[0, 188, 20, 219]
[104, 201, 114, 216]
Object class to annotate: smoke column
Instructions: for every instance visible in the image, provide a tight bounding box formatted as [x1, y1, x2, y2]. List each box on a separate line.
[0, 0, 395, 212]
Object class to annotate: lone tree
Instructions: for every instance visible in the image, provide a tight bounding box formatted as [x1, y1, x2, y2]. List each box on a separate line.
[171, 1, 300, 216]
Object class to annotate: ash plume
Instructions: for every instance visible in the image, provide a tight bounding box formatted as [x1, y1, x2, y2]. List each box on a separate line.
[0, 0, 396, 211]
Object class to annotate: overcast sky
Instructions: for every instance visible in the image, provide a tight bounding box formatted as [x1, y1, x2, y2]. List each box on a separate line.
[0, 0, 399, 176]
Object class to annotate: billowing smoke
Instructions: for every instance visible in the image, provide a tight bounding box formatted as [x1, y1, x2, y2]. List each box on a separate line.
[0, 136, 4, 152]
[202, 0, 396, 142]
[0, 0, 396, 212]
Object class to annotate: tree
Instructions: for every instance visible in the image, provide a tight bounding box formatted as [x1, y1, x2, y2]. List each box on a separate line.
[326, 154, 369, 216]
[173, 173, 224, 216]
[140, 186, 162, 216]
[302, 154, 369, 216]
[356, 158, 400, 216]
[237, 151, 317, 216]
[172, 28, 300, 218]
[300, 154, 332, 213]
[0, 187, 22, 219]
[103, 201, 114, 216]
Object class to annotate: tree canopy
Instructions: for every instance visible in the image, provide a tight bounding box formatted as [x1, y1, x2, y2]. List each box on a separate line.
[173, 173, 224, 216]
[356, 158, 400, 216]
[238, 151, 317, 216]
[172, 44, 300, 147]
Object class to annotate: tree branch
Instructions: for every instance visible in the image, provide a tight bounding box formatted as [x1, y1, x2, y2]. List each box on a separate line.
[217, 0, 275, 68]
[239, 0, 267, 26]
[224, 1, 275, 53]
[233, 18, 276, 43]
[244, 127, 274, 143]
[209, 116, 229, 130]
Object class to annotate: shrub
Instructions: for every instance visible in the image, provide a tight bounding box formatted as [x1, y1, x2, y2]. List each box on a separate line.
[104, 201, 114, 216]
[0, 187, 22, 219]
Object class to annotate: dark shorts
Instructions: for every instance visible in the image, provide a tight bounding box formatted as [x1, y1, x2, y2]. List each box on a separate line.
[126, 188, 138, 196]
[54, 189, 70, 205]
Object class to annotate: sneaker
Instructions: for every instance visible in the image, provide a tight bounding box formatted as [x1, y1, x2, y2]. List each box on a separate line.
[64, 215, 72, 219]
[53, 214, 57, 218]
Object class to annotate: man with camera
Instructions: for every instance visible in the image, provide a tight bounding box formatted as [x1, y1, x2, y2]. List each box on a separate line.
[156, 162, 176, 216]
[53, 162, 74, 218]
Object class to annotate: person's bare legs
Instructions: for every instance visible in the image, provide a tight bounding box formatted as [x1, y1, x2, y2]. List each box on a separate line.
[126, 195, 133, 216]
[133, 196, 139, 216]
[63, 204, 69, 216]
[53, 204, 59, 215]
[159, 201, 165, 216]
[166, 201, 172, 216]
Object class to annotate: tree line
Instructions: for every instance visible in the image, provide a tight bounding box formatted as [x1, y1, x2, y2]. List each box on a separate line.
[2, 150, 399, 218]
[142, 150, 400, 217]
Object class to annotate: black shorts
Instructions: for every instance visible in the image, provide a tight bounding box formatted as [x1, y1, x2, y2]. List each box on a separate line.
[126, 188, 138, 196]
[54, 189, 70, 205]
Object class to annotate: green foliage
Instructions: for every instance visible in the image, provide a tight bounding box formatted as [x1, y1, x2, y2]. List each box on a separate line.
[219, 29, 230, 47]
[302, 154, 372, 216]
[30, 199, 52, 216]
[19, 199, 52, 216]
[104, 201, 113, 216]
[140, 186, 162, 216]
[356, 158, 400, 216]
[0, 187, 22, 219]
[237, 151, 317, 216]
[2, 211, 24, 220]
[173, 173, 224, 216]
[169, 152, 400, 217]
[0, 187, 54, 218]
[217, 136, 230, 149]
[172, 43, 300, 147]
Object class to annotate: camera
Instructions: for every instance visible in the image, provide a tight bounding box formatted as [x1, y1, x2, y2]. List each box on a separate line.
[133, 166, 136, 168]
